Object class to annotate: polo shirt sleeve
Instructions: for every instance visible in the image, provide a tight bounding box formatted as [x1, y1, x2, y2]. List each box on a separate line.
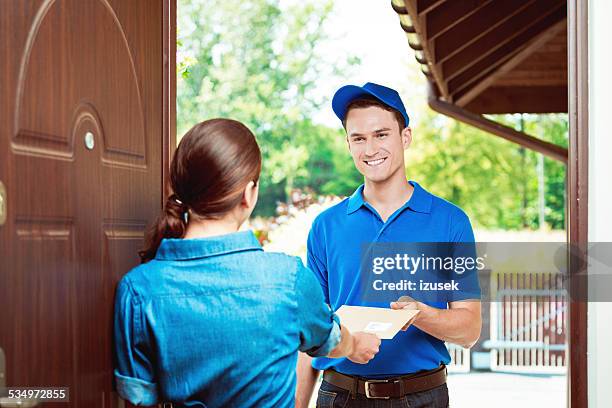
[295, 258, 341, 357]
[114, 278, 159, 406]
[306, 217, 330, 304]
[448, 211, 482, 302]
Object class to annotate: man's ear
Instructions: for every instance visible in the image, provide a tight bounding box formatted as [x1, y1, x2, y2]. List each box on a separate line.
[401, 127, 412, 150]
[242, 180, 259, 209]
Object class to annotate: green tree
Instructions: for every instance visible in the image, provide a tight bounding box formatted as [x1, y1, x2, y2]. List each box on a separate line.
[407, 111, 567, 230]
[177, 0, 359, 215]
[177, 0, 568, 229]
[292, 121, 362, 197]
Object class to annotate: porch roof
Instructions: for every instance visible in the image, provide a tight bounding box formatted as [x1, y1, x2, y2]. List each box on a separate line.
[391, 0, 567, 114]
[390, 0, 569, 163]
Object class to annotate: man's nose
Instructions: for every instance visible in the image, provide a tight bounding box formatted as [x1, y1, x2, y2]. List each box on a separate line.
[364, 138, 378, 156]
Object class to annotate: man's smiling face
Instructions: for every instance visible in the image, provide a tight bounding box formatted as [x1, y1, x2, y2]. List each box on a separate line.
[345, 105, 411, 184]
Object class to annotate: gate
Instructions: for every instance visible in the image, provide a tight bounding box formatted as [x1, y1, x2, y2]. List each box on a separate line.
[486, 271, 567, 373]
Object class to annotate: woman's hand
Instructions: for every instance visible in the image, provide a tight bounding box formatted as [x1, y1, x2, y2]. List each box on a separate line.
[346, 332, 381, 364]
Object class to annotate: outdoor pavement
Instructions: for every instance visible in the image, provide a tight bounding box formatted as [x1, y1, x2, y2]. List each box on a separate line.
[447, 371, 566, 408]
[309, 371, 567, 407]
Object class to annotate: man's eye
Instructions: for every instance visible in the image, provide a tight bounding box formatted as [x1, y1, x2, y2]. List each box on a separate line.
[354, 137, 365, 142]
[377, 133, 388, 138]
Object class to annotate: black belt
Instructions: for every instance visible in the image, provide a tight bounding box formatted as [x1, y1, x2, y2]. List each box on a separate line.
[322, 365, 447, 399]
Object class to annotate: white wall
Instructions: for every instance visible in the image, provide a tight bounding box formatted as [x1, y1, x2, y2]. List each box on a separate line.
[588, 0, 612, 406]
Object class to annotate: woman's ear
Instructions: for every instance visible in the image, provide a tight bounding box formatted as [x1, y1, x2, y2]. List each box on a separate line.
[242, 180, 259, 211]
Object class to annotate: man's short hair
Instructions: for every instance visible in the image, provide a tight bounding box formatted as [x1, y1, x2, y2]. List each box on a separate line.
[342, 95, 406, 132]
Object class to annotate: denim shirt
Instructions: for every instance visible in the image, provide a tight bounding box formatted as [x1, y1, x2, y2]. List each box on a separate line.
[114, 230, 340, 407]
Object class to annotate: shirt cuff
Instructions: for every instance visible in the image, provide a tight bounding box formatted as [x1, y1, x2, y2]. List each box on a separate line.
[306, 320, 341, 357]
[114, 370, 159, 406]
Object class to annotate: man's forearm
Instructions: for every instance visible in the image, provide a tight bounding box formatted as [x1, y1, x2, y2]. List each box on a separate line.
[295, 352, 319, 408]
[413, 302, 481, 348]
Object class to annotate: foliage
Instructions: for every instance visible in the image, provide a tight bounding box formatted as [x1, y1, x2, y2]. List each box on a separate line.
[177, 0, 358, 215]
[406, 111, 567, 230]
[177, 0, 568, 230]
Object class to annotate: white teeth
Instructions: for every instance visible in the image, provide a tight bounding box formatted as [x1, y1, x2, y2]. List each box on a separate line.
[366, 158, 386, 166]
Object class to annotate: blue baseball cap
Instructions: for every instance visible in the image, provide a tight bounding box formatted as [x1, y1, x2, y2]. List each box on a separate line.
[332, 82, 409, 128]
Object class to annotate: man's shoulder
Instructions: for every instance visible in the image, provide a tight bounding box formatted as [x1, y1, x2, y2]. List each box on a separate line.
[312, 197, 350, 228]
[423, 187, 470, 223]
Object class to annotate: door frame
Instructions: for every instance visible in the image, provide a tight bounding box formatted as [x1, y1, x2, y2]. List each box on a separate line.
[162, 0, 591, 406]
[567, 0, 588, 407]
[124, 2, 175, 408]
[163, 0, 177, 202]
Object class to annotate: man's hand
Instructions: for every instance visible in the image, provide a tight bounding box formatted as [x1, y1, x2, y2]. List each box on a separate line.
[391, 296, 482, 348]
[347, 332, 381, 364]
[391, 295, 419, 331]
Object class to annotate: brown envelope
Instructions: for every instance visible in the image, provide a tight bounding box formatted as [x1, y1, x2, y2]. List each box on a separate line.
[335, 305, 420, 340]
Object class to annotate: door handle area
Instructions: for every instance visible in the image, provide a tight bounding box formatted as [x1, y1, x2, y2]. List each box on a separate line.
[0, 347, 4, 388]
[0, 348, 39, 407]
[0, 181, 6, 226]
[0, 400, 40, 407]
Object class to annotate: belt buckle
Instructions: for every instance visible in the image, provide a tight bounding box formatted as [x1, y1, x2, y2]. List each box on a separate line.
[364, 379, 398, 399]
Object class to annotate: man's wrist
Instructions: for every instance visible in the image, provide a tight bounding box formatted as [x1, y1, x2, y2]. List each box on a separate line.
[416, 302, 440, 322]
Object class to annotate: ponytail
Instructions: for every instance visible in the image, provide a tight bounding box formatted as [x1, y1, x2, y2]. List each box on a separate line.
[139, 194, 188, 263]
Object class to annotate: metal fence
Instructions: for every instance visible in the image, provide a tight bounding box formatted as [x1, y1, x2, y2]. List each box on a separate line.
[447, 271, 568, 373]
[487, 271, 567, 373]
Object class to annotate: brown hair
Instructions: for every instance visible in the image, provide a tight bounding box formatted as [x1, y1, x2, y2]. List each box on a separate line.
[342, 95, 405, 132]
[139, 118, 262, 262]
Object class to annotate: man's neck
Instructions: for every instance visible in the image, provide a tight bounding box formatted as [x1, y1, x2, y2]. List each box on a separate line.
[362, 172, 413, 222]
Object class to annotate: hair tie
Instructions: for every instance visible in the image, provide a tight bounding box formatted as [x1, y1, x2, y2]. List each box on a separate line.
[169, 194, 188, 223]
[169, 194, 184, 206]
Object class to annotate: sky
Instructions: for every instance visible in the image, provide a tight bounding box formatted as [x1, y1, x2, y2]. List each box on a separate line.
[308, 0, 427, 127]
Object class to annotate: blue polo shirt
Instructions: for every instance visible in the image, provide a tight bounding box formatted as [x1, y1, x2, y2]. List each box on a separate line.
[307, 181, 480, 377]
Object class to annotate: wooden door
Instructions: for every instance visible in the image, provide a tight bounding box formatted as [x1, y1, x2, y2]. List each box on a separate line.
[0, 0, 174, 406]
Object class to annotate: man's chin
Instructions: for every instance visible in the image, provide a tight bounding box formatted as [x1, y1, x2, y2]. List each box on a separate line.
[362, 172, 391, 184]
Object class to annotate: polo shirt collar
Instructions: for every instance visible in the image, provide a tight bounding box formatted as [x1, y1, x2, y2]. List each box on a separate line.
[155, 230, 262, 261]
[346, 185, 366, 214]
[346, 180, 432, 215]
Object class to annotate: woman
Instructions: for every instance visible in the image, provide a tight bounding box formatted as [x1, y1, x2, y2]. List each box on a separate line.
[114, 118, 380, 407]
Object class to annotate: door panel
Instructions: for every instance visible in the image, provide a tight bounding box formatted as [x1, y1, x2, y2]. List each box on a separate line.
[0, 0, 168, 406]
